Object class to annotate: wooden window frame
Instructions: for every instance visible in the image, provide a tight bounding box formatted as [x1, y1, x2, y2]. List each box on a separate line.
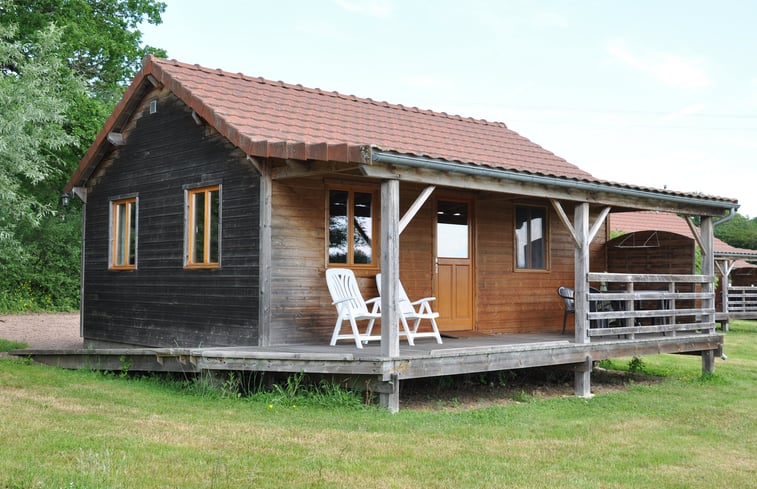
[326, 185, 378, 269]
[185, 184, 221, 269]
[514, 204, 550, 271]
[109, 196, 138, 271]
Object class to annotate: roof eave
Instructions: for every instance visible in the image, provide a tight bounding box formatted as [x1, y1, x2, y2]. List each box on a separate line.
[371, 149, 738, 216]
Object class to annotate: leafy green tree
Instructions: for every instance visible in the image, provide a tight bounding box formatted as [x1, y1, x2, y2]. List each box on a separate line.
[0, 0, 166, 311]
[0, 22, 84, 310]
[0, 23, 80, 246]
[715, 213, 757, 250]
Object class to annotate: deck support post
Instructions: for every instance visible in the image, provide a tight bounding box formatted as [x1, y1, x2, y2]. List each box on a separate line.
[574, 356, 593, 398]
[574, 203, 591, 396]
[379, 374, 400, 413]
[701, 350, 716, 374]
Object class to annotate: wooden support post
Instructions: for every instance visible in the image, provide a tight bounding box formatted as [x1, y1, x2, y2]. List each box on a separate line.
[379, 374, 400, 413]
[700, 216, 716, 335]
[574, 203, 591, 397]
[380, 179, 400, 359]
[574, 356, 593, 398]
[702, 350, 716, 374]
[255, 158, 273, 346]
[574, 203, 590, 345]
[717, 258, 733, 332]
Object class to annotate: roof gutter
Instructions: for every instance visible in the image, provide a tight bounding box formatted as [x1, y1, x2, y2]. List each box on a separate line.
[371, 150, 738, 213]
[713, 207, 737, 227]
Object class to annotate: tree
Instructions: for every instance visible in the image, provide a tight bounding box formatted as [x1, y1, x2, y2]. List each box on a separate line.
[0, 22, 80, 245]
[715, 213, 757, 250]
[0, 0, 166, 311]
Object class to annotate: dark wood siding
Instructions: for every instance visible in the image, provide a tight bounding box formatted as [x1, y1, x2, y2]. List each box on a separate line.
[82, 90, 260, 347]
[732, 269, 757, 287]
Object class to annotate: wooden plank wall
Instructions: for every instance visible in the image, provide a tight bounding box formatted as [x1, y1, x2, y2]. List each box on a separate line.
[606, 231, 695, 275]
[82, 90, 260, 347]
[268, 177, 335, 344]
[732, 269, 757, 287]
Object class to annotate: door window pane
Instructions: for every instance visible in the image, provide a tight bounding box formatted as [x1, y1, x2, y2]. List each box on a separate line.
[437, 201, 469, 258]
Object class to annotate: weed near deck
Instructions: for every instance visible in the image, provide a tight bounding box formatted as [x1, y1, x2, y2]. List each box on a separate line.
[1, 321, 756, 488]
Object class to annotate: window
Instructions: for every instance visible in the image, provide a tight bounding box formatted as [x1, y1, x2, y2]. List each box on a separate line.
[328, 188, 375, 266]
[515, 205, 547, 270]
[110, 197, 137, 270]
[186, 185, 220, 268]
[436, 200, 470, 258]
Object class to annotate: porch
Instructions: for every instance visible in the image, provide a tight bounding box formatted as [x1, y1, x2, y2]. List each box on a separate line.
[16, 327, 722, 408]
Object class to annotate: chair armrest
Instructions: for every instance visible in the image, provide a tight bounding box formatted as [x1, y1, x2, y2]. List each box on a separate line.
[410, 296, 436, 305]
[331, 297, 353, 306]
[365, 296, 381, 313]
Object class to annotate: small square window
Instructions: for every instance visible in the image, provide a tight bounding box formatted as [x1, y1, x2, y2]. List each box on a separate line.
[110, 197, 137, 270]
[328, 188, 375, 266]
[186, 185, 221, 268]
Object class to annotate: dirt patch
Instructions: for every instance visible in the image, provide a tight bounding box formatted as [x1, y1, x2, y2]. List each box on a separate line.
[398, 367, 659, 410]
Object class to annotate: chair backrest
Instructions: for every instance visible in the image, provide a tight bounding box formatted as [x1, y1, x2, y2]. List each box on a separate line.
[376, 273, 415, 315]
[557, 286, 575, 312]
[326, 268, 369, 315]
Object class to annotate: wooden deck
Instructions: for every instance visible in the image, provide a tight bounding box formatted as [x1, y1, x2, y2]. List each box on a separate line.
[13, 331, 723, 381]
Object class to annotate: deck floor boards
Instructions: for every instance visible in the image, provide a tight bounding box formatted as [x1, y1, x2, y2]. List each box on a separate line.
[13, 331, 723, 382]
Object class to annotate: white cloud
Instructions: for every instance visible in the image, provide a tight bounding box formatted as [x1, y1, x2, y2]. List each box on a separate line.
[657, 103, 708, 124]
[606, 40, 711, 91]
[333, 0, 393, 18]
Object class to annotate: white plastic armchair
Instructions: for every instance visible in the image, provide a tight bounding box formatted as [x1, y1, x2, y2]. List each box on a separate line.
[325, 268, 382, 348]
[376, 274, 443, 345]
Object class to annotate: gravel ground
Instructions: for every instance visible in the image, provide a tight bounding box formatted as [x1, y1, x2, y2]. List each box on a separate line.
[0, 312, 83, 350]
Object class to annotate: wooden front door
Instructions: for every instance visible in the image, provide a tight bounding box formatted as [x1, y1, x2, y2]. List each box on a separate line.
[435, 199, 474, 331]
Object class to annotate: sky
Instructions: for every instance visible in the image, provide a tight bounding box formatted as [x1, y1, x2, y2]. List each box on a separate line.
[140, 0, 757, 217]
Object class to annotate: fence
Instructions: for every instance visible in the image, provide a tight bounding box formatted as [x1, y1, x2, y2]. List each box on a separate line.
[586, 272, 716, 339]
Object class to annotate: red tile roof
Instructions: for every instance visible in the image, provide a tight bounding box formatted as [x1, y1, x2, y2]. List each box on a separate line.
[65, 55, 738, 211]
[610, 211, 757, 259]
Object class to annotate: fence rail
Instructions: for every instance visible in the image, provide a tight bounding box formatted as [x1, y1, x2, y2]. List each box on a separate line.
[727, 286, 757, 314]
[586, 273, 716, 339]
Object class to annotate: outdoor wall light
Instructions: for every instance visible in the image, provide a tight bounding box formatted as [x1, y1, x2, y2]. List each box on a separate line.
[60, 192, 71, 208]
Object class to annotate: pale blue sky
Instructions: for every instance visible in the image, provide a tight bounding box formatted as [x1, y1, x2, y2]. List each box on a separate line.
[141, 0, 757, 217]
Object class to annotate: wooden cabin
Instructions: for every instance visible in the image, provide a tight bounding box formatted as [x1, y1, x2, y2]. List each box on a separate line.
[57, 56, 740, 410]
[610, 211, 757, 328]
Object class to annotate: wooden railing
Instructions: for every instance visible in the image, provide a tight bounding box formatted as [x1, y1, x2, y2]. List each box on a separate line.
[727, 286, 757, 315]
[586, 273, 716, 339]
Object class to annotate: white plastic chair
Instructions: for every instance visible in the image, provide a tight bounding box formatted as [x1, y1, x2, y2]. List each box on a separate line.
[376, 273, 443, 345]
[325, 268, 382, 348]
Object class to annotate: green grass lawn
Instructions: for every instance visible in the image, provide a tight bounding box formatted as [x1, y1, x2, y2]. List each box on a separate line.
[2, 322, 756, 488]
